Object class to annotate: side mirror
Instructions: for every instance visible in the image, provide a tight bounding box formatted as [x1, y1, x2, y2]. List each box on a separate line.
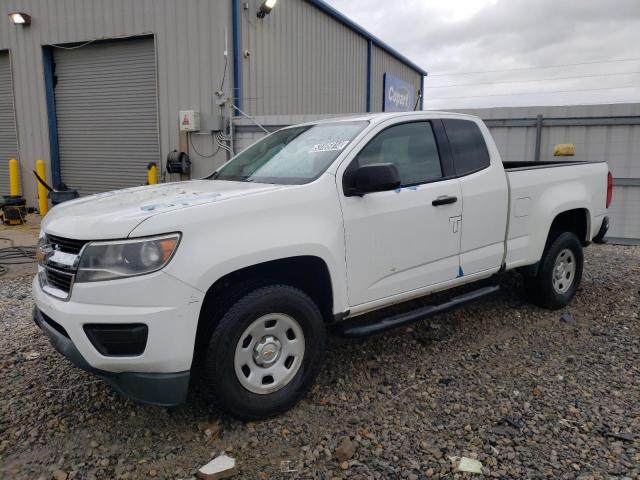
[345, 163, 401, 196]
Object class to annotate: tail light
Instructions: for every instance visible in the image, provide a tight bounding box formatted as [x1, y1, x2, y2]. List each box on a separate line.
[606, 171, 613, 208]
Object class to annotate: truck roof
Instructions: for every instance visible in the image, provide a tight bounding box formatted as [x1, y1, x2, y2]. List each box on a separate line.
[293, 111, 482, 128]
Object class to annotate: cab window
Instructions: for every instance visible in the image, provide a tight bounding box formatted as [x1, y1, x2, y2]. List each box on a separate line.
[442, 119, 490, 176]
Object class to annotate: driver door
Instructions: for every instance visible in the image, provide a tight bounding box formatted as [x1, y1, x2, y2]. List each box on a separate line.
[339, 120, 462, 307]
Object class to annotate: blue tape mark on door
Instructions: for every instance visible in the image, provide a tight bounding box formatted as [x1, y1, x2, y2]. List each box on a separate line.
[457, 266, 464, 278]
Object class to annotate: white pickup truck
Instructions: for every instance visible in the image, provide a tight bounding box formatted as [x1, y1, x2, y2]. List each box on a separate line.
[33, 111, 612, 419]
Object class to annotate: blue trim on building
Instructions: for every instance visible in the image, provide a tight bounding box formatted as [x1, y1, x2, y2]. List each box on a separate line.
[42, 47, 61, 186]
[366, 40, 372, 112]
[420, 75, 425, 110]
[382, 72, 387, 112]
[305, 0, 428, 77]
[231, 0, 243, 115]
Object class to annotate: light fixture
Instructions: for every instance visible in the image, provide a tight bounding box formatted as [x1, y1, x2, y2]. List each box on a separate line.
[8, 12, 31, 25]
[257, 0, 277, 18]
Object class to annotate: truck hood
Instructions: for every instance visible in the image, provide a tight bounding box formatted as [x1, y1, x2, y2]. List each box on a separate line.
[42, 180, 283, 239]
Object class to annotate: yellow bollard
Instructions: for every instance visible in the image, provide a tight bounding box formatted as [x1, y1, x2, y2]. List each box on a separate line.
[36, 159, 49, 215]
[147, 162, 158, 185]
[9, 158, 20, 197]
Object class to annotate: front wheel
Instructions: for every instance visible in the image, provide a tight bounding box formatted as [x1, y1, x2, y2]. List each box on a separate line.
[524, 231, 584, 310]
[200, 285, 326, 419]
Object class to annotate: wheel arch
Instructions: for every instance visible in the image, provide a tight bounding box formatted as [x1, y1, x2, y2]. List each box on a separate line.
[192, 256, 333, 368]
[546, 207, 591, 248]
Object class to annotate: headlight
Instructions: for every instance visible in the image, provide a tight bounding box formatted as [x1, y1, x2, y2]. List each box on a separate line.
[36, 231, 47, 266]
[75, 233, 181, 282]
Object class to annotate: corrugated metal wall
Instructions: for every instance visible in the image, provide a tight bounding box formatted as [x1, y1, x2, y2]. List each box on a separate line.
[53, 38, 159, 195]
[241, 0, 368, 116]
[0, 51, 19, 196]
[370, 45, 423, 112]
[0, 0, 426, 205]
[0, 0, 232, 204]
[450, 103, 640, 242]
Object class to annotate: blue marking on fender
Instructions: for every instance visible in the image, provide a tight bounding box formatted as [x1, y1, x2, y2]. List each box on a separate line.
[457, 266, 464, 278]
[394, 188, 402, 193]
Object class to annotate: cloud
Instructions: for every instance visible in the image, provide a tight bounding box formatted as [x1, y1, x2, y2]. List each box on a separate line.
[325, 0, 640, 108]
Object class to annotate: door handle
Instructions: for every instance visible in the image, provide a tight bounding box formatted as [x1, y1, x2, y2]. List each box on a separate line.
[432, 195, 458, 206]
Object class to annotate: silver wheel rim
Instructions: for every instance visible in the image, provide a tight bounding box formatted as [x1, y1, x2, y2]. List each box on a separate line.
[552, 248, 576, 294]
[234, 313, 305, 394]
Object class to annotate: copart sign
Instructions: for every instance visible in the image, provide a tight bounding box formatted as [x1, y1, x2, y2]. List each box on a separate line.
[383, 73, 415, 112]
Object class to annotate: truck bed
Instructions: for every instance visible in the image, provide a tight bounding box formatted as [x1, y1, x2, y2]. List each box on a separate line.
[503, 160, 609, 269]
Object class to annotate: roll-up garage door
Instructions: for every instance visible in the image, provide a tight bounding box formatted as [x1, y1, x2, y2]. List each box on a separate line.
[0, 52, 19, 196]
[53, 38, 159, 195]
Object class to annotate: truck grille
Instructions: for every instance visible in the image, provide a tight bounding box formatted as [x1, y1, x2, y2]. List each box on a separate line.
[46, 234, 88, 255]
[45, 267, 74, 293]
[41, 235, 88, 297]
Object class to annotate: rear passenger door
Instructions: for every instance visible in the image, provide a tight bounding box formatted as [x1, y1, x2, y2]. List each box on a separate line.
[339, 120, 463, 307]
[442, 119, 508, 276]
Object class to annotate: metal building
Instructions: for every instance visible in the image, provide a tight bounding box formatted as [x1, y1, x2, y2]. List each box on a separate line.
[0, 50, 18, 195]
[0, 0, 426, 206]
[451, 104, 640, 244]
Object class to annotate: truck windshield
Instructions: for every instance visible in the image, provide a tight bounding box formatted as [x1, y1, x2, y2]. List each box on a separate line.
[212, 121, 368, 185]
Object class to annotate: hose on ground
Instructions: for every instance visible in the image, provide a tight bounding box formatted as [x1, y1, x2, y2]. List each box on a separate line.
[0, 238, 37, 276]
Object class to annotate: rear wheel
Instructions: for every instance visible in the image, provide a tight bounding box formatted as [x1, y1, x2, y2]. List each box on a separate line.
[524, 231, 584, 310]
[201, 285, 326, 419]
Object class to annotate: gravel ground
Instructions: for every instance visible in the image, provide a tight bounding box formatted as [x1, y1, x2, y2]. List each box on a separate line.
[1, 244, 638, 479]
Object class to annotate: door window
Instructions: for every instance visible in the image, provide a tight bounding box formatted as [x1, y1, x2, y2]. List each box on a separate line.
[355, 122, 443, 187]
[442, 119, 490, 176]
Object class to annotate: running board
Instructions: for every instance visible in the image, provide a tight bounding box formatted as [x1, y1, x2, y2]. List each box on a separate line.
[332, 285, 500, 338]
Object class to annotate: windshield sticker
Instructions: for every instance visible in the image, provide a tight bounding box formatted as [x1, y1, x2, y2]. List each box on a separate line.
[309, 140, 350, 153]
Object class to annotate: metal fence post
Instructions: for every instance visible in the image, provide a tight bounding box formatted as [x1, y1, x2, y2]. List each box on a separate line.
[534, 114, 543, 162]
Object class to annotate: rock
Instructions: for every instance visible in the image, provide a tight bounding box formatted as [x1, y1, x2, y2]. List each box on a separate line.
[52, 470, 68, 480]
[560, 313, 577, 325]
[340, 461, 349, 470]
[335, 436, 356, 462]
[603, 431, 635, 442]
[197, 454, 236, 479]
[204, 421, 220, 440]
[450, 456, 483, 474]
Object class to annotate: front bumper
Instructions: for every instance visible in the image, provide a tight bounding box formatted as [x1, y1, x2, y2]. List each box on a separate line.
[32, 270, 206, 406]
[34, 307, 189, 406]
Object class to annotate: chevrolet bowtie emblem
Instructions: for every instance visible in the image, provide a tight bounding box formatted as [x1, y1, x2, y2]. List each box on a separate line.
[36, 244, 54, 264]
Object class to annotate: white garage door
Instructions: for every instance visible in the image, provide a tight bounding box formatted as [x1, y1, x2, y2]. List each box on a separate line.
[53, 38, 160, 195]
[0, 52, 19, 196]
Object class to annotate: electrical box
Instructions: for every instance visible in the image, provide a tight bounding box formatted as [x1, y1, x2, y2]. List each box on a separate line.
[179, 110, 200, 132]
[205, 115, 224, 132]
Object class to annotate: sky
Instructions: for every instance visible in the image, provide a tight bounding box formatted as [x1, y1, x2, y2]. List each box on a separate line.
[324, 0, 640, 110]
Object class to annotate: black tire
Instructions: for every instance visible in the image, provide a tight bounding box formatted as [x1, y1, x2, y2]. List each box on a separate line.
[524, 231, 584, 310]
[200, 284, 326, 420]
